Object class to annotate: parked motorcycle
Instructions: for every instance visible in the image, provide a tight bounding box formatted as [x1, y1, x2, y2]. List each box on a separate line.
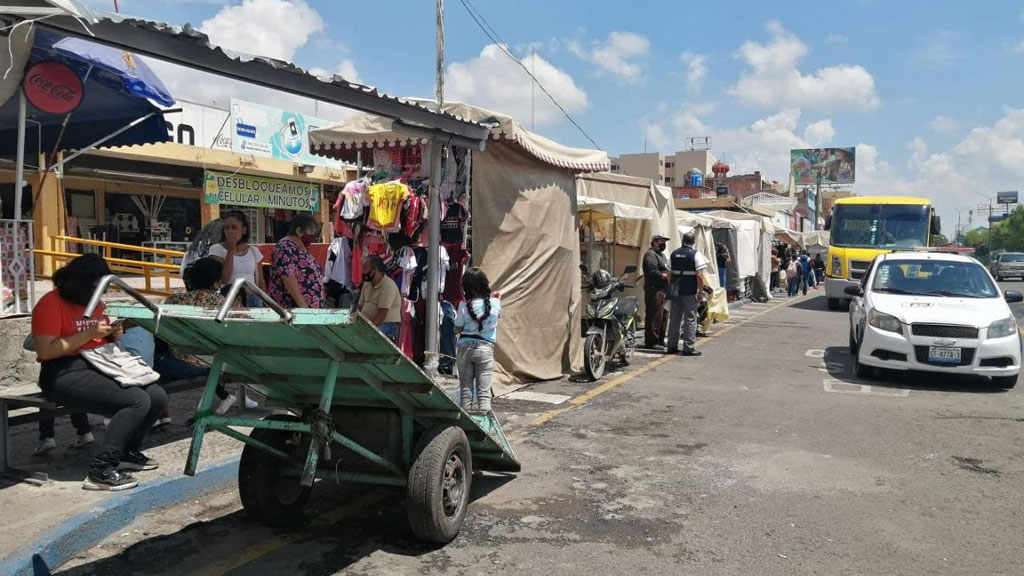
[581, 265, 639, 381]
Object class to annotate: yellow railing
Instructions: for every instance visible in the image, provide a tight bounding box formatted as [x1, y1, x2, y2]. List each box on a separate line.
[34, 236, 186, 296]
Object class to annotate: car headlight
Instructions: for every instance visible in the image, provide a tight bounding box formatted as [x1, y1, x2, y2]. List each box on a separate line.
[988, 317, 1018, 338]
[831, 255, 842, 277]
[868, 309, 903, 333]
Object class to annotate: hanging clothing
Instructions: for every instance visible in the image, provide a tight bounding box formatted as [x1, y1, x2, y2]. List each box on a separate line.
[443, 243, 468, 303]
[440, 200, 468, 245]
[366, 182, 410, 230]
[324, 237, 353, 290]
[339, 179, 369, 220]
[396, 247, 418, 296]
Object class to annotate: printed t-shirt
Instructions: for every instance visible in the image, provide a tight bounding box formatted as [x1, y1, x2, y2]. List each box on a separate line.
[367, 182, 410, 230]
[208, 243, 263, 285]
[31, 290, 108, 360]
[358, 276, 403, 324]
[455, 297, 501, 343]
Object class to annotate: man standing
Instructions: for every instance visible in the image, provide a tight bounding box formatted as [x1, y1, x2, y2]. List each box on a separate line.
[667, 232, 708, 357]
[357, 255, 403, 343]
[642, 234, 671, 349]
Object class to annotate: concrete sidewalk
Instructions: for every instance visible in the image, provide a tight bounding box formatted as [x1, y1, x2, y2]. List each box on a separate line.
[0, 385, 247, 576]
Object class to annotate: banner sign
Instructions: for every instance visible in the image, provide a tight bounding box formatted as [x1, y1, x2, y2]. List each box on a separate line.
[996, 191, 1018, 205]
[790, 147, 856, 185]
[229, 98, 341, 168]
[23, 61, 83, 114]
[161, 101, 231, 150]
[203, 170, 320, 211]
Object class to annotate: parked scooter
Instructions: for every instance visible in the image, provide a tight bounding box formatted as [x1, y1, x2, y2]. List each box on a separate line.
[581, 265, 639, 381]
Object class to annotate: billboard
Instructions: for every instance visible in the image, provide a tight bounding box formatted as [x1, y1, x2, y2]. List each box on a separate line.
[161, 101, 232, 150]
[229, 98, 341, 168]
[996, 191, 1018, 205]
[790, 147, 856, 185]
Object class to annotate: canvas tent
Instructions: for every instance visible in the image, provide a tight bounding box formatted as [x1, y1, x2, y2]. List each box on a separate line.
[310, 102, 609, 388]
[675, 210, 720, 289]
[699, 210, 775, 300]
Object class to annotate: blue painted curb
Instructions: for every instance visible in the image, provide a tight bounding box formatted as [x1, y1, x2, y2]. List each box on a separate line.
[0, 455, 240, 576]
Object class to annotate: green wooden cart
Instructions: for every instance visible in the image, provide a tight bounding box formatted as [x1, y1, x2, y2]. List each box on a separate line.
[92, 276, 520, 544]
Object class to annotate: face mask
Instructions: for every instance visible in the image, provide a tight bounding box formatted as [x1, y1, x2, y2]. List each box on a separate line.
[362, 272, 375, 283]
[656, 243, 666, 253]
[300, 233, 317, 247]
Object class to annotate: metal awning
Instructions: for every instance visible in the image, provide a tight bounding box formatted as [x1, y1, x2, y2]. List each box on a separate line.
[1, 1, 491, 146]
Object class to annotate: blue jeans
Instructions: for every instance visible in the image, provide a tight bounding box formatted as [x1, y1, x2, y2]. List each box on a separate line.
[379, 322, 400, 343]
[440, 302, 457, 374]
[718, 267, 727, 288]
[457, 340, 494, 410]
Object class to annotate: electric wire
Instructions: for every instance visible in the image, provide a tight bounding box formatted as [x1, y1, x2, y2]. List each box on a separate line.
[456, 0, 602, 150]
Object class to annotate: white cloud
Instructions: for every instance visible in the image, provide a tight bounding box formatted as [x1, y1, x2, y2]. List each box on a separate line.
[928, 115, 960, 135]
[803, 119, 836, 146]
[199, 0, 323, 61]
[310, 59, 363, 85]
[446, 44, 589, 126]
[569, 31, 650, 84]
[1009, 40, 1024, 54]
[679, 52, 708, 93]
[729, 21, 880, 112]
[826, 33, 848, 44]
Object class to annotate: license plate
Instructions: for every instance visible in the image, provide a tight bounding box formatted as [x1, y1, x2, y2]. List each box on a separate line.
[928, 346, 961, 363]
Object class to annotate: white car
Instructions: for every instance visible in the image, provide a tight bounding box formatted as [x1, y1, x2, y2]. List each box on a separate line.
[847, 252, 1023, 388]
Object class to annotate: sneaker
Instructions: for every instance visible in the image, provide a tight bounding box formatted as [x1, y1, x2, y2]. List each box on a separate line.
[33, 438, 57, 456]
[101, 418, 111, 428]
[152, 417, 172, 429]
[83, 468, 139, 491]
[71, 432, 95, 449]
[243, 396, 259, 410]
[681, 349, 703, 357]
[118, 450, 160, 471]
[214, 394, 237, 415]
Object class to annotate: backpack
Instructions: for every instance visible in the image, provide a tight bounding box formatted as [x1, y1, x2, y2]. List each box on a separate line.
[786, 261, 798, 279]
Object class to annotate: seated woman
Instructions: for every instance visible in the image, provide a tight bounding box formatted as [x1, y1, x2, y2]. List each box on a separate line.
[32, 254, 166, 491]
[163, 257, 251, 414]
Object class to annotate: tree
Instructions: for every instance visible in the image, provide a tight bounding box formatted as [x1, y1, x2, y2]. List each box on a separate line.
[931, 233, 950, 246]
[963, 227, 989, 248]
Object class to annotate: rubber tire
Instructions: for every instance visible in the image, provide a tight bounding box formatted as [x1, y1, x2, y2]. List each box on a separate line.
[238, 414, 312, 528]
[406, 426, 472, 544]
[828, 298, 841, 311]
[849, 326, 859, 355]
[992, 374, 1018, 389]
[996, 275, 1003, 282]
[853, 349, 872, 380]
[584, 333, 606, 381]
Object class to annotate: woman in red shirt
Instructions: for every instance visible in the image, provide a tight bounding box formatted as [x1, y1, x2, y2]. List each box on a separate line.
[32, 254, 166, 491]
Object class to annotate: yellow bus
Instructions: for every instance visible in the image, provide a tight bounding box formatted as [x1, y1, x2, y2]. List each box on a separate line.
[824, 196, 941, 310]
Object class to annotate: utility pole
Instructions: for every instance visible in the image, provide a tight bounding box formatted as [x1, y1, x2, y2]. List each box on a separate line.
[424, 0, 445, 377]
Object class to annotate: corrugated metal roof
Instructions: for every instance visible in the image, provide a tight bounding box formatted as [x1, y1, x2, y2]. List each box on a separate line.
[3, 1, 490, 144]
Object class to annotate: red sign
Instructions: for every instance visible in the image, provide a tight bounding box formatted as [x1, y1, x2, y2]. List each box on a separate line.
[23, 62, 84, 115]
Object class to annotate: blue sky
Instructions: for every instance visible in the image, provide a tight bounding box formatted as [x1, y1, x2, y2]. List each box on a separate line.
[89, 0, 1024, 229]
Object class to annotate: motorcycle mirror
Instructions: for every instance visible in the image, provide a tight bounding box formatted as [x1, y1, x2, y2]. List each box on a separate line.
[580, 264, 590, 274]
[622, 265, 638, 275]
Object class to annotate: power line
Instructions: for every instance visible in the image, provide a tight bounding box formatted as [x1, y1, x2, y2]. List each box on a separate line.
[456, 0, 602, 150]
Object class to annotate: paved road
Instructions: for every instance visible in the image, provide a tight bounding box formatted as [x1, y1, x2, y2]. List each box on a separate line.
[58, 294, 1024, 576]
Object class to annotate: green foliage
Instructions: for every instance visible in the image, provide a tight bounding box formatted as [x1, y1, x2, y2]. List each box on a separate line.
[931, 233, 950, 246]
[968, 206, 1024, 254]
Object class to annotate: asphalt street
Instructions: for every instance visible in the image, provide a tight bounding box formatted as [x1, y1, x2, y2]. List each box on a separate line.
[58, 290, 1024, 576]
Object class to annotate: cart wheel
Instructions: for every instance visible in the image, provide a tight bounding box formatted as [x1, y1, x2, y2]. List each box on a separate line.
[238, 414, 312, 528]
[406, 426, 472, 544]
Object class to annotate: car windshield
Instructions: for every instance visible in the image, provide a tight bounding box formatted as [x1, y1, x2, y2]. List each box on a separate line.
[1000, 253, 1024, 262]
[872, 260, 999, 298]
[830, 204, 930, 248]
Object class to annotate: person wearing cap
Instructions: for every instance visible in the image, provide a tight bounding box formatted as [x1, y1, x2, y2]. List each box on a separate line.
[668, 231, 708, 356]
[642, 233, 671, 349]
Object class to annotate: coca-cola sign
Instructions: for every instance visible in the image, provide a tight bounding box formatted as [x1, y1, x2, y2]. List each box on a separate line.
[23, 61, 84, 115]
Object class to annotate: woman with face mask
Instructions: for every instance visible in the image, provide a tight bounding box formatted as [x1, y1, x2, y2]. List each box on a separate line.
[268, 212, 325, 308]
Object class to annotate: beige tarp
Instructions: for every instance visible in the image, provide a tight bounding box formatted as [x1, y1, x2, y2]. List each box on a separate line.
[675, 211, 720, 289]
[775, 229, 805, 248]
[473, 142, 583, 388]
[311, 101, 610, 172]
[577, 195, 655, 221]
[0, 25, 33, 107]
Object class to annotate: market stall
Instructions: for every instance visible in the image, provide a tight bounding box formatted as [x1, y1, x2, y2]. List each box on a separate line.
[310, 102, 609, 388]
[577, 195, 655, 276]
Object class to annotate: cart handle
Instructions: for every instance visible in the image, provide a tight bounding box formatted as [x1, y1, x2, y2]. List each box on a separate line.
[216, 278, 293, 324]
[85, 274, 161, 318]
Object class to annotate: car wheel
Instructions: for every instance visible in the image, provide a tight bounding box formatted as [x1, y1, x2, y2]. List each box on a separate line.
[996, 275, 1003, 282]
[992, 374, 1018, 389]
[828, 298, 841, 311]
[848, 326, 859, 355]
[853, 349, 872, 380]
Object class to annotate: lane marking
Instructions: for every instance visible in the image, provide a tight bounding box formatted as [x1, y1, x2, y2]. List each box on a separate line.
[519, 295, 809, 432]
[806, 348, 912, 398]
[504, 391, 572, 405]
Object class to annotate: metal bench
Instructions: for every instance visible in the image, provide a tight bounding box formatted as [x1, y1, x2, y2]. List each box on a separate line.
[0, 376, 207, 483]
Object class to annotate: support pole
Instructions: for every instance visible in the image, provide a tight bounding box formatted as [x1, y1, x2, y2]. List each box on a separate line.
[14, 90, 26, 219]
[424, 139, 443, 375]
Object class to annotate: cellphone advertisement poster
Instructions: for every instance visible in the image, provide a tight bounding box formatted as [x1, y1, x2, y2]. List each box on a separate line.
[229, 98, 341, 168]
